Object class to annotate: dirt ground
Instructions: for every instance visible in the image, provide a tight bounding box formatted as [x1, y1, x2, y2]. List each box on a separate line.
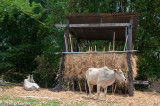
[0, 86, 160, 106]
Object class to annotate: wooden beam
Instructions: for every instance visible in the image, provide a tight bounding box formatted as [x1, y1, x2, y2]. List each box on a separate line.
[58, 19, 69, 91]
[127, 17, 134, 96]
[55, 50, 137, 54]
[133, 80, 149, 85]
[55, 23, 130, 28]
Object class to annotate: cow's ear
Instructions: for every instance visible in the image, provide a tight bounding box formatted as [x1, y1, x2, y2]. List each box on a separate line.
[113, 69, 117, 72]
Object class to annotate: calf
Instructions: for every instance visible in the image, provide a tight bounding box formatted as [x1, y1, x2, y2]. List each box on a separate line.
[24, 75, 40, 91]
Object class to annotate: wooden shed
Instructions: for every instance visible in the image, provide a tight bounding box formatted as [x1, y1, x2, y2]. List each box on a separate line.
[55, 12, 140, 96]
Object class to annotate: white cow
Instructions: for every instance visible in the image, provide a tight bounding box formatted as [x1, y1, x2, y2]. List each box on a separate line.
[24, 75, 40, 91]
[86, 67, 126, 100]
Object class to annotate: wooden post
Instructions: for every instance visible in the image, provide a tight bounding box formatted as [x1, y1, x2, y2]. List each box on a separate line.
[58, 19, 69, 91]
[112, 84, 114, 93]
[124, 35, 128, 51]
[69, 34, 73, 52]
[74, 39, 79, 91]
[84, 80, 87, 93]
[72, 79, 75, 91]
[113, 32, 115, 51]
[127, 17, 134, 96]
[75, 39, 79, 52]
[67, 80, 70, 91]
[103, 47, 105, 66]
[78, 80, 82, 92]
[109, 42, 111, 51]
[113, 83, 117, 94]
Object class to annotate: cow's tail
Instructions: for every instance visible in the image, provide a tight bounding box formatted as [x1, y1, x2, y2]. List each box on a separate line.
[85, 69, 90, 96]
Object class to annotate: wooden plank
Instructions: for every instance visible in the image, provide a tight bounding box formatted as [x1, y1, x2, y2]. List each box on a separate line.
[55, 23, 130, 28]
[55, 50, 137, 54]
[58, 19, 69, 91]
[127, 17, 134, 96]
[133, 80, 149, 85]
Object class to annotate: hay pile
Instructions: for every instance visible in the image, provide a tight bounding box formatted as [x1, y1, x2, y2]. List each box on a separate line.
[64, 53, 138, 80]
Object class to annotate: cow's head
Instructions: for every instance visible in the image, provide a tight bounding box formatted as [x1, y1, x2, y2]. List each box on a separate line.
[26, 74, 31, 82]
[26, 74, 35, 83]
[114, 69, 126, 82]
[30, 75, 35, 83]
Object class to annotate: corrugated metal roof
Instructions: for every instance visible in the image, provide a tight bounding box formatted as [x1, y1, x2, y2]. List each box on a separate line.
[64, 12, 140, 41]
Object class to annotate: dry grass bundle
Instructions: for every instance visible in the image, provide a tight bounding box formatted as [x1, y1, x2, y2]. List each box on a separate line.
[64, 53, 138, 81]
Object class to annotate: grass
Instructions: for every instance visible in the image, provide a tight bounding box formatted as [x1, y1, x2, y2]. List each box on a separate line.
[0, 96, 59, 106]
[0, 96, 85, 106]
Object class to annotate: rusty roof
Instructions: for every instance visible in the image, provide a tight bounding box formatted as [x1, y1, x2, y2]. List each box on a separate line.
[64, 12, 140, 41]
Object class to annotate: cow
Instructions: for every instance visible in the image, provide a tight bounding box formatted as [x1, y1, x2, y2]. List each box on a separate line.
[86, 67, 126, 100]
[24, 75, 40, 91]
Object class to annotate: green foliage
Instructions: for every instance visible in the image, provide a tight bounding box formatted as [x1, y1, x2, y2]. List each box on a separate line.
[0, 0, 46, 82]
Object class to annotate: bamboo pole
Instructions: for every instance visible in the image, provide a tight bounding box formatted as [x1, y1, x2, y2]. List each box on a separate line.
[95, 45, 96, 52]
[72, 80, 75, 91]
[113, 32, 115, 51]
[67, 80, 70, 91]
[90, 46, 92, 67]
[113, 32, 116, 60]
[112, 32, 116, 93]
[124, 35, 128, 51]
[64, 34, 68, 52]
[69, 34, 73, 52]
[55, 50, 138, 54]
[109, 42, 111, 51]
[112, 84, 114, 93]
[132, 44, 134, 50]
[78, 80, 82, 92]
[89, 46, 90, 52]
[113, 83, 117, 94]
[84, 81, 87, 93]
[103, 47, 105, 66]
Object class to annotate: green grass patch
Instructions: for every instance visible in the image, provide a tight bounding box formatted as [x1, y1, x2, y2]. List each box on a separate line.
[0, 96, 86, 106]
[7, 84, 17, 88]
[0, 96, 59, 106]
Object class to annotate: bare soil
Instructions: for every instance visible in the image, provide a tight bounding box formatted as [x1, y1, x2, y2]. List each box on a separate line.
[0, 86, 160, 106]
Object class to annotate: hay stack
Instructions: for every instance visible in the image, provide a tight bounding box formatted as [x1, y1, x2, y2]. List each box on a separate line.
[64, 53, 138, 81]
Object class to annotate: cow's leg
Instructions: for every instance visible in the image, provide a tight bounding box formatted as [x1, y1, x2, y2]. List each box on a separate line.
[88, 83, 93, 99]
[104, 87, 107, 101]
[96, 84, 100, 100]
